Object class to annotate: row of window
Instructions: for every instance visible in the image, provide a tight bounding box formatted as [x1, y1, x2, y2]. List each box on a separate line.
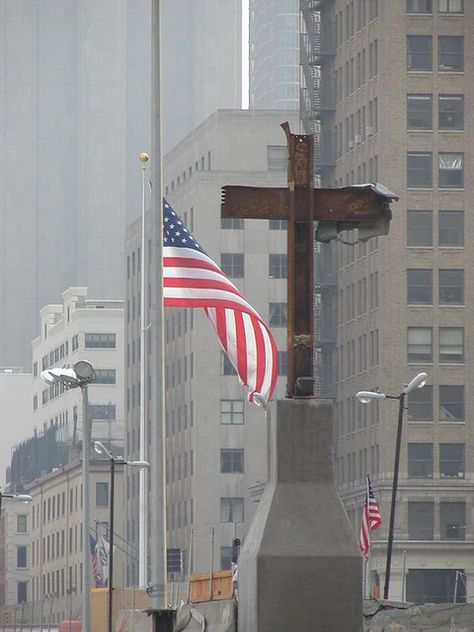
[408, 385, 464, 421]
[223, 350, 288, 377]
[408, 94, 463, 130]
[338, 330, 379, 379]
[32, 482, 109, 529]
[407, 0, 463, 15]
[335, 398, 380, 437]
[408, 210, 463, 247]
[220, 253, 287, 279]
[407, 152, 464, 188]
[408, 500, 466, 541]
[407, 35, 464, 72]
[335, 43, 378, 102]
[407, 269, 464, 305]
[336, 445, 380, 486]
[31, 565, 81, 604]
[339, 274, 378, 323]
[164, 151, 212, 197]
[335, 0, 379, 46]
[408, 326, 463, 363]
[338, 100, 378, 154]
[409, 443, 464, 478]
[167, 451, 194, 482]
[336, 155, 379, 187]
[221, 218, 288, 231]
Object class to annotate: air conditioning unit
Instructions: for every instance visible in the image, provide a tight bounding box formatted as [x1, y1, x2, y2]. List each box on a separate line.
[354, 134, 362, 144]
[348, 139, 354, 149]
[366, 126, 373, 137]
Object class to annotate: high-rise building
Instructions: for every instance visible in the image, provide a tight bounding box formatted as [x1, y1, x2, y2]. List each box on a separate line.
[302, 0, 472, 604]
[161, 0, 242, 152]
[249, 0, 300, 110]
[124, 108, 298, 584]
[0, 0, 241, 370]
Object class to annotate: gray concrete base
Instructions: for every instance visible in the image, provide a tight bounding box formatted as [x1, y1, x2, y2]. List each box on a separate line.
[238, 398, 362, 631]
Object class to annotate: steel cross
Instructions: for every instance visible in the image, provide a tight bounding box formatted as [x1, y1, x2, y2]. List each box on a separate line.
[221, 122, 397, 398]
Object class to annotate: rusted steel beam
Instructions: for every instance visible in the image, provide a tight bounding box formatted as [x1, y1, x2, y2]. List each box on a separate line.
[221, 186, 392, 222]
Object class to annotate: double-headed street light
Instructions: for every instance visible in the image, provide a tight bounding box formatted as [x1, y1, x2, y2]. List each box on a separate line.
[93, 441, 149, 632]
[41, 360, 96, 632]
[356, 372, 427, 600]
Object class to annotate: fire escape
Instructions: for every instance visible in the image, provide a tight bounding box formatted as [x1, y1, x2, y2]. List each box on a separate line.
[300, 0, 337, 398]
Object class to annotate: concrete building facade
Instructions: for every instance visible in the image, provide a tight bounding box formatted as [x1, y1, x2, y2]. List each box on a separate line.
[310, 0, 474, 604]
[124, 109, 298, 585]
[0, 499, 32, 609]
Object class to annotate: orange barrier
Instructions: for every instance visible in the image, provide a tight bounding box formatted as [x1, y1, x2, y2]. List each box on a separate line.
[189, 570, 232, 603]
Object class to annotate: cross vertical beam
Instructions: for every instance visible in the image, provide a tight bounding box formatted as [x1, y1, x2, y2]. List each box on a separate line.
[281, 123, 315, 397]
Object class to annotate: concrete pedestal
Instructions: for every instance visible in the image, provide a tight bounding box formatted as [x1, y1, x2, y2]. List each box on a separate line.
[238, 398, 362, 631]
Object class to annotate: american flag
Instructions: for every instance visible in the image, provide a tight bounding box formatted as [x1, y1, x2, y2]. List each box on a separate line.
[89, 534, 103, 587]
[359, 474, 382, 560]
[163, 200, 278, 402]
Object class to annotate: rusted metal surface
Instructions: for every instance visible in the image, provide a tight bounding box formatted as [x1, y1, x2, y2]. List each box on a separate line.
[219, 121, 397, 398]
[221, 186, 392, 222]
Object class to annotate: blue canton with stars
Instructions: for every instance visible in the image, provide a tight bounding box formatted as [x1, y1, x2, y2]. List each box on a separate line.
[163, 200, 204, 253]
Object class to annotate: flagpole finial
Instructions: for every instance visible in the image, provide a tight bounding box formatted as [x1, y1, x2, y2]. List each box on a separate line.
[139, 152, 149, 163]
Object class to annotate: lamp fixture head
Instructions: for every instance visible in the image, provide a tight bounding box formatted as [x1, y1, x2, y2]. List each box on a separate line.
[404, 372, 428, 394]
[356, 390, 387, 404]
[73, 360, 96, 382]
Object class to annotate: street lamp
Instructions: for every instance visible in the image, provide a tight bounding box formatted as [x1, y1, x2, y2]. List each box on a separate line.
[356, 372, 427, 600]
[93, 441, 149, 632]
[41, 360, 96, 632]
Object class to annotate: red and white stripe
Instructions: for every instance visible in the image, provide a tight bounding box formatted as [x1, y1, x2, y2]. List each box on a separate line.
[359, 474, 382, 560]
[163, 246, 278, 402]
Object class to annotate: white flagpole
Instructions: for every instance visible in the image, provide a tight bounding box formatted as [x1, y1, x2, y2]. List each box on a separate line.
[138, 152, 149, 588]
[150, 1, 170, 629]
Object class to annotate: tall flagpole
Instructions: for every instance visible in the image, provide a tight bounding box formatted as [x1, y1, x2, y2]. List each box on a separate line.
[138, 152, 149, 588]
[150, 1, 172, 629]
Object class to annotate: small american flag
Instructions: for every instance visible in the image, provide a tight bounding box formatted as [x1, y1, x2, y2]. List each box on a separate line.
[89, 534, 103, 587]
[359, 474, 382, 560]
[163, 200, 278, 402]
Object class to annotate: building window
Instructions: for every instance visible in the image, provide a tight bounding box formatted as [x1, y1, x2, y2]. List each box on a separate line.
[407, 152, 432, 188]
[72, 334, 79, 351]
[439, 0, 463, 12]
[407, 385, 433, 421]
[221, 218, 244, 229]
[220, 449, 244, 474]
[88, 404, 116, 420]
[407, 569, 465, 604]
[269, 254, 287, 279]
[407, 0, 432, 11]
[220, 546, 232, 571]
[17, 515, 27, 533]
[17, 582, 27, 604]
[269, 302, 288, 327]
[84, 333, 116, 348]
[440, 444, 464, 479]
[220, 399, 244, 425]
[407, 94, 432, 129]
[408, 502, 434, 540]
[16, 546, 27, 568]
[440, 502, 465, 540]
[438, 152, 463, 188]
[439, 327, 464, 363]
[94, 369, 117, 384]
[220, 497, 244, 523]
[96, 482, 109, 507]
[407, 269, 432, 304]
[278, 351, 288, 376]
[439, 269, 464, 304]
[407, 35, 432, 71]
[221, 352, 237, 376]
[439, 211, 464, 247]
[439, 385, 464, 421]
[221, 253, 244, 278]
[407, 210, 432, 247]
[269, 219, 287, 230]
[267, 146, 287, 171]
[408, 443, 433, 478]
[439, 95, 463, 130]
[407, 327, 432, 363]
[438, 36, 463, 71]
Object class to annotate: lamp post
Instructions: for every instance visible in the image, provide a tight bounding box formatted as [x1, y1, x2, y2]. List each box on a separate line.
[93, 441, 149, 632]
[41, 360, 96, 632]
[356, 372, 427, 600]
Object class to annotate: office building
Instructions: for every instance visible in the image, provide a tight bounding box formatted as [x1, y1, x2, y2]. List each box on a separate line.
[249, 0, 300, 110]
[125, 108, 298, 584]
[302, 0, 473, 603]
